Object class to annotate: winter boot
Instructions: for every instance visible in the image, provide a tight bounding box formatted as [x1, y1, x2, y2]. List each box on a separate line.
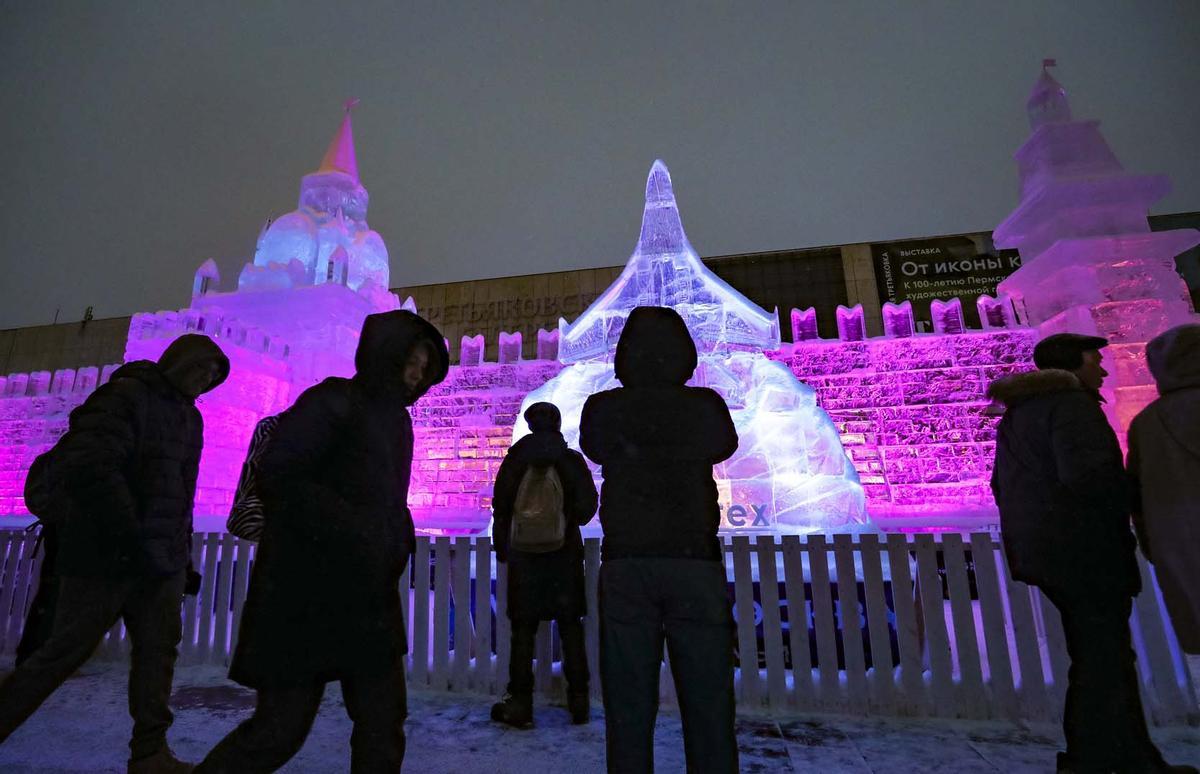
[567, 690, 590, 725]
[127, 747, 194, 774]
[490, 693, 533, 728]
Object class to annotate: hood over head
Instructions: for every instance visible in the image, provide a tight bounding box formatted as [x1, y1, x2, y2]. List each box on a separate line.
[524, 402, 562, 433]
[1147, 324, 1200, 395]
[354, 310, 450, 405]
[986, 368, 1082, 407]
[614, 306, 697, 388]
[157, 334, 230, 395]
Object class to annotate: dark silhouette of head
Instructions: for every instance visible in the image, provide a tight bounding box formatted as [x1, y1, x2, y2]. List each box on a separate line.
[354, 310, 450, 404]
[524, 402, 562, 433]
[614, 306, 697, 388]
[158, 334, 230, 398]
[1146, 323, 1200, 394]
[1033, 332, 1109, 392]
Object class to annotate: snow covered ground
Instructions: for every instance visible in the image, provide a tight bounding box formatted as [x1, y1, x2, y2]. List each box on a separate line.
[1, 661, 1196, 772]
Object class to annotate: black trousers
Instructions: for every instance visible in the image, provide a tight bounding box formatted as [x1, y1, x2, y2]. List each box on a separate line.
[195, 662, 407, 774]
[599, 557, 738, 774]
[0, 571, 186, 761]
[507, 617, 588, 696]
[1039, 582, 1165, 772]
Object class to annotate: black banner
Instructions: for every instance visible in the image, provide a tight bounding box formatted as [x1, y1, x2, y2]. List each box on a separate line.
[872, 237, 1021, 329]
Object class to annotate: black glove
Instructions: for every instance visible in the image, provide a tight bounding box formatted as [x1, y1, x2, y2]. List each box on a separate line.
[184, 568, 202, 596]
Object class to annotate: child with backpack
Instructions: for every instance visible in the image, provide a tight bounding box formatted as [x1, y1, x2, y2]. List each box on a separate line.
[490, 402, 598, 727]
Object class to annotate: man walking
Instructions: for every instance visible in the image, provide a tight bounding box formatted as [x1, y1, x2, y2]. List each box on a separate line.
[196, 310, 448, 773]
[0, 334, 230, 774]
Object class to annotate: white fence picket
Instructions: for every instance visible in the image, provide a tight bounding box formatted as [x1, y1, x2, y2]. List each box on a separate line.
[755, 536, 788, 710]
[411, 538, 431, 687]
[886, 533, 927, 716]
[941, 533, 985, 717]
[913, 534, 955, 715]
[806, 535, 841, 709]
[858, 533, 896, 713]
[472, 538, 493, 692]
[431, 537, 451, 691]
[969, 533, 1019, 720]
[451, 541, 472, 691]
[780, 535, 814, 710]
[731, 536, 760, 706]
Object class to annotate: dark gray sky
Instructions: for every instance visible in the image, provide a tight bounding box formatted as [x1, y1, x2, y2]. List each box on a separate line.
[2, 1, 1198, 329]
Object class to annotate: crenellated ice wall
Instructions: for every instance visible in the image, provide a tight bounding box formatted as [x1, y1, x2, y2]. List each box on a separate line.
[0, 304, 1034, 532]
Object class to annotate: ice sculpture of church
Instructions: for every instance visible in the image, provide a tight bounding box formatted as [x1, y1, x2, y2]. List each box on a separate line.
[519, 161, 869, 534]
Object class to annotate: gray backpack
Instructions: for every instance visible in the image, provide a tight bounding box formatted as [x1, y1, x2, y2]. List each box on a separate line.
[509, 465, 566, 553]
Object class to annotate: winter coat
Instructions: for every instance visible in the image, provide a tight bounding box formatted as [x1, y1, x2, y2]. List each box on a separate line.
[988, 369, 1139, 594]
[53, 335, 229, 578]
[229, 310, 449, 688]
[580, 306, 739, 562]
[492, 431, 598, 621]
[1128, 324, 1200, 652]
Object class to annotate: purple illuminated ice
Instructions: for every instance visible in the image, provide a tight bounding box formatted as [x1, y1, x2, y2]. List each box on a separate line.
[995, 62, 1199, 433]
[519, 161, 869, 534]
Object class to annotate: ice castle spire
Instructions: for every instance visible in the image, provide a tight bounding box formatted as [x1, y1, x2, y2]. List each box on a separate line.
[558, 160, 780, 363]
[242, 100, 390, 292]
[1025, 59, 1071, 130]
[317, 98, 360, 181]
[636, 160, 689, 257]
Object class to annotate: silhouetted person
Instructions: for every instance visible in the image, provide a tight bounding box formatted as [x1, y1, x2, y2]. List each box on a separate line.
[989, 333, 1194, 774]
[0, 334, 230, 774]
[1128, 325, 1200, 668]
[490, 401, 598, 727]
[580, 306, 740, 774]
[196, 310, 448, 774]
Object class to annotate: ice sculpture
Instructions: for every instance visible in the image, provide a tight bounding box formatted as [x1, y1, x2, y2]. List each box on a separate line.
[520, 161, 868, 534]
[243, 99, 390, 293]
[995, 61, 1199, 434]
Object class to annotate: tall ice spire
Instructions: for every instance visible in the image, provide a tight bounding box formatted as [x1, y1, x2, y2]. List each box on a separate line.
[558, 160, 780, 363]
[317, 98, 360, 180]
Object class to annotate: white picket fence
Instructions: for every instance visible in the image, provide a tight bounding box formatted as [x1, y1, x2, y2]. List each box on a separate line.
[1, 528, 1195, 725]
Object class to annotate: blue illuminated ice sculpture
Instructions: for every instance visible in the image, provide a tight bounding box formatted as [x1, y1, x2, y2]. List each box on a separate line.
[516, 161, 869, 534]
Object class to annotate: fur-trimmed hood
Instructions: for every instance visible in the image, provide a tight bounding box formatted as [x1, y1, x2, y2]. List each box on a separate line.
[986, 369, 1083, 407]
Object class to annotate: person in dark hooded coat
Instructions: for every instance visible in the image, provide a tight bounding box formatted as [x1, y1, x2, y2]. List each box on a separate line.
[1128, 324, 1200, 657]
[988, 332, 1193, 774]
[196, 310, 448, 774]
[489, 401, 598, 727]
[0, 333, 230, 774]
[579, 306, 740, 774]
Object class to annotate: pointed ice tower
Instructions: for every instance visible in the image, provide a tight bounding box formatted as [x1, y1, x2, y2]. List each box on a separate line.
[995, 62, 1199, 434]
[243, 99, 390, 293]
[559, 161, 780, 362]
[520, 161, 867, 535]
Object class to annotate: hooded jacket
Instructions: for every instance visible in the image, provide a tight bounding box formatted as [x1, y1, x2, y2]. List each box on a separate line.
[988, 368, 1138, 593]
[1128, 324, 1200, 652]
[580, 307, 739, 561]
[229, 310, 449, 687]
[53, 334, 229, 578]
